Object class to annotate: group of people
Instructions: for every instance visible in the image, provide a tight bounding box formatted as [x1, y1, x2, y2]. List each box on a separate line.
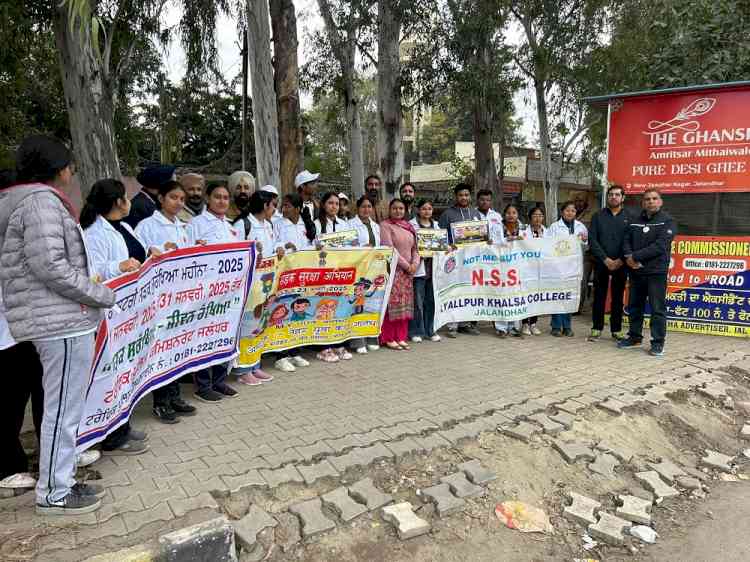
[0, 134, 675, 516]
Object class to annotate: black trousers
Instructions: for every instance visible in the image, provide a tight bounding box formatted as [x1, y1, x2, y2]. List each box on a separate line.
[0, 342, 44, 479]
[592, 262, 628, 333]
[627, 273, 668, 345]
[153, 380, 180, 408]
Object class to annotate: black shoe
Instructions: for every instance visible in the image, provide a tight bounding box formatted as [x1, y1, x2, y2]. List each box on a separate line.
[71, 482, 106, 499]
[36, 492, 101, 515]
[171, 398, 197, 415]
[509, 327, 523, 338]
[446, 330, 458, 339]
[496, 330, 507, 338]
[551, 329, 562, 337]
[213, 383, 238, 398]
[153, 405, 180, 424]
[194, 389, 223, 403]
[617, 337, 642, 349]
[649, 344, 664, 357]
[563, 328, 574, 337]
[458, 326, 480, 336]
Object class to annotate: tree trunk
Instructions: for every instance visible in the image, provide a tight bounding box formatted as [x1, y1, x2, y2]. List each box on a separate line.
[472, 39, 498, 196]
[376, 0, 403, 197]
[270, 0, 303, 195]
[247, 0, 281, 187]
[53, 7, 120, 199]
[344, 69, 365, 198]
[534, 79, 559, 225]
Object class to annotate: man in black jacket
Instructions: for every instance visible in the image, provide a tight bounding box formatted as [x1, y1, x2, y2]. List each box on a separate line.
[588, 185, 630, 341]
[124, 165, 176, 228]
[618, 189, 676, 356]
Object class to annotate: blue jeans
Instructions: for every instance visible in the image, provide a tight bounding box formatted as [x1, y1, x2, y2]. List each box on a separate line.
[194, 363, 229, 394]
[408, 276, 435, 338]
[550, 314, 572, 331]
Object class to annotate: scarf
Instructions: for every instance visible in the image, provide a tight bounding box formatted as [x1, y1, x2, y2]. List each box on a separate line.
[107, 219, 146, 262]
[383, 217, 416, 237]
[562, 218, 575, 234]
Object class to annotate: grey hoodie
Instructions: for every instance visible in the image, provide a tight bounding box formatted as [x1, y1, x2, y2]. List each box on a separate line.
[0, 183, 115, 341]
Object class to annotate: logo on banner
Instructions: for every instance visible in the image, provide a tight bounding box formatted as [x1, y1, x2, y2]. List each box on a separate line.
[553, 239, 573, 256]
[444, 255, 457, 274]
[644, 97, 716, 135]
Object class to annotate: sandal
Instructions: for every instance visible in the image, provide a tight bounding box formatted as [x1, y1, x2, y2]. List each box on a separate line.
[316, 349, 340, 363]
[385, 342, 401, 350]
[397, 341, 411, 350]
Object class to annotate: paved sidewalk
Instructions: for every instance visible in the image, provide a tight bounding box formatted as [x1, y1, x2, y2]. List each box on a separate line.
[1, 317, 747, 559]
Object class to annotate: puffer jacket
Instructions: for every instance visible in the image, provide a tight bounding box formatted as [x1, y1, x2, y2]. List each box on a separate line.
[0, 183, 115, 341]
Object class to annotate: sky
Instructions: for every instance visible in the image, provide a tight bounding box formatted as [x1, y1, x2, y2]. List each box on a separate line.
[161, 1, 539, 149]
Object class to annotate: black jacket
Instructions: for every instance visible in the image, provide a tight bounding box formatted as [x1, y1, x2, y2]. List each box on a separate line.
[589, 207, 632, 263]
[623, 209, 676, 275]
[124, 190, 157, 229]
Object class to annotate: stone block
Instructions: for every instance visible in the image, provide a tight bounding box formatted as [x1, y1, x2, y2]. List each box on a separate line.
[551, 440, 596, 464]
[635, 471, 679, 499]
[647, 459, 687, 484]
[348, 477, 393, 511]
[548, 411, 576, 430]
[232, 505, 278, 551]
[563, 492, 600, 526]
[158, 516, 237, 562]
[421, 483, 466, 517]
[258, 466, 303, 489]
[616, 494, 652, 524]
[596, 398, 627, 415]
[587, 512, 631, 546]
[700, 449, 735, 473]
[321, 487, 368, 522]
[501, 422, 539, 443]
[588, 453, 619, 479]
[289, 498, 336, 538]
[458, 459, 497, 485]
[555, 399, 587, 414]
[440, 472, 483, 498]
[676, 476, 702, 490]
[381, 502, 431, 540]
[595, 440, 635, 463]
[527, 413, 565, 435]
[297, 460, 340, 486]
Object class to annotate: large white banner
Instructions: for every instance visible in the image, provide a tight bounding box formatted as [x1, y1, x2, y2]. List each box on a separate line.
[433, 237, 583, 328]
[77, 242, 255, 451]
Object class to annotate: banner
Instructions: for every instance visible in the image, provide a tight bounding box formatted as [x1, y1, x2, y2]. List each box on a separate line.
[77, 242, 255, 450]
[607, 85, 750, 193]
[433, 237, 582, 328]
[237, 248, 396, 366]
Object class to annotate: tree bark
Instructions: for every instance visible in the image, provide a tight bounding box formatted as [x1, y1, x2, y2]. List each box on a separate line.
[376, 0, 403, 197]
[53, 7, 120, 199]
[270, 0, 303, 195]
[472, 42, 498, 196]
[533, 78, 559, 225]
[247, 0, 281, 187]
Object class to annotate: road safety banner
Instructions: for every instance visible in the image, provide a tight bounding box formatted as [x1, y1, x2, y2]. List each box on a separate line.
[77, 242, 255, 450]
[433, 237, 582, 327]
[237, 248, 397, 366]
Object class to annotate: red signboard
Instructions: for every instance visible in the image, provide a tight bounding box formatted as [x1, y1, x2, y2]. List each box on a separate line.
[607, 85, 750, 194]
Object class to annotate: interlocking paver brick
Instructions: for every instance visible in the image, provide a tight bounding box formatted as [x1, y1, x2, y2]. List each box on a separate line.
[595, 440, 635, 463]
[358, 442, 395, 464]
[123, 502, 174, 533]
[421, 483, 466, 517]
[168, 491, 219, 518]
[458, 460, 497, 485]
[297, 460, 340, 485]
[259, 465, 304, 488]
[96, 494, 145, 523]
[414, 432, 452, 453]
[386, 437, 423, 458]
[381, 502, 431, 539]
[321, 487, 368, 522]
[563, 492, 600, 526]
[328, 450, 367, 473]
[596, 398, 628, 415]
[588, 453, 619, 478]
[440, 472, 483, 498]
[588, 512, 631, 545]
[552, 440, 596, 464]
[527, 413, 565, 435]
[635, 471, 679, 499]
[616, 494, 652, 524]
[232, 504, 278, 550]
[221, 470, 267, 493]
[647, 459, 687, 484]
[348, 477, 393, 510]
[438, 424, 481, 444]
[700, 449, 735, 473]
[289, 498, 335, 538]
[501, 421, 540, 443]
[295, 442, 335, 461]
[548, 410, 576, 429]
[555, 399, 587, 414]
[741, 424, 750, 440]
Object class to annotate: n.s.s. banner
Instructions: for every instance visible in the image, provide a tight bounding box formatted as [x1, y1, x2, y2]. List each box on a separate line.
[433, 237, 583, 328]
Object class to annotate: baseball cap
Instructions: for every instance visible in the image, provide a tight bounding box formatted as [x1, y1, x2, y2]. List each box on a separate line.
[260, 184, 279, 195]
[294, 170, 320, 188]
[337, 192, 349, 201]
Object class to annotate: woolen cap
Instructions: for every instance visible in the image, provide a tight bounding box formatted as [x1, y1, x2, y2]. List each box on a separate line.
[137, 165, 176, 189]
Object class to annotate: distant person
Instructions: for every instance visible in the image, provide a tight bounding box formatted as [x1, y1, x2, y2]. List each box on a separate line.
[124, 164, 176, 228]
[476, 189, 505, 245]
[295, 170, 320, 219]
[0, 136, 115, 515]
[338, 192, 353, 220]
[496, 204, 524, 338]
[177, 172, 205, 222]
[521, 205, 548, 336]
[588, 185, 630, 342]
[365, 175, 389, 222]
[618, 189, 676, 357]
[399, 182, 416, 218]
[227, 171, 255, 222]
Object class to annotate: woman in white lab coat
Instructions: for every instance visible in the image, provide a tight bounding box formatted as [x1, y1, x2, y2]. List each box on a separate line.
[276, 193, 316, 253]
[521, 206, 549, 336]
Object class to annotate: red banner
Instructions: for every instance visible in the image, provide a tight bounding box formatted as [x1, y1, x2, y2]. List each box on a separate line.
[607, 85, 750, 194]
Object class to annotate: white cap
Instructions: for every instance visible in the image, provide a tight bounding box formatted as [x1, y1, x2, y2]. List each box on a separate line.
[337, 192, 349, 201]
[294, 170, 320, 188]
[259, 184, 279, 196]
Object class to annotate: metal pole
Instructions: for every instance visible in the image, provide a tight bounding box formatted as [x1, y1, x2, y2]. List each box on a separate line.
[241, 28, 248, 171]
[601, 100, 612, 209]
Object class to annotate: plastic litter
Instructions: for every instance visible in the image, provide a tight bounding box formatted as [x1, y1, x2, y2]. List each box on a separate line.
[629, 525, 658, 544]
[495, 501, 554, 533]
[582, 533, 598, 550]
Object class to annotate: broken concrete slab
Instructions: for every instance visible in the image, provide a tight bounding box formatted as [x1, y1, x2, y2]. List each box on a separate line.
[596, 398, 628, 415]
[616, 495, 652, 525]
[675, 476, 702, 491]
[321, 487, 367, 523]
[159, 517, 236, 562]
[588, 512, 632, 546]
[274, 513, 301, 553]
[421, 483, 466, 517]
[232, 505, 278, 551]
[595, 440, 635, 463]
[348, 477, 393, 511]
[548, 410, 576, 430]
[526, 413, 565, 435]
[647, 459, 687, 484]
[288, 498, 335, 538]
[440, 472, 483, 498]
[700, 450, 735, 473]
[501, 421, 540, 443]
[458, 459, 497, 485]
[381, 502, 430, 540]
[551, 439, 596, 464]
[563, 492, 601, 526]
[635, 470, 679, 499]
[555, 399, 587, 415]
[588, 453, 619, 479]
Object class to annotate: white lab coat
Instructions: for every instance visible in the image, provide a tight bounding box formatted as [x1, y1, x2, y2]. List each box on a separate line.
[478, 208, 506, 244]
[84, 215, 147, 281]
[548, 218, 589, 249]
[277, 217, 314, 252]
[243, 214, 277, 258]
[134, 210, 193, 252]
[188, 209, 241, 244]
[314, 216, 345, 237]
[524, 224, 549, 239]
[348, 216, 381, 247]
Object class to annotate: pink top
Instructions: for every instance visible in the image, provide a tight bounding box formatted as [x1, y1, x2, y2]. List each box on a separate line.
[380, 221, 420, 272]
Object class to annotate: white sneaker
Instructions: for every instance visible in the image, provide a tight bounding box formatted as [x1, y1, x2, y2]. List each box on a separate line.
[77, 449, 101, 468]
[430, 334, 441, 342]
[356, 346, 368, 354]
[530, 324, 542, 335]
[411, 336, 423, 343]
[290, 355, 310, 367]
[0, 472, 36, 489]
[521, 324, 532, 336]
[335, 347, 353, 360]
[367, 344, 380, 351]
[274, 358, 296, 372]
